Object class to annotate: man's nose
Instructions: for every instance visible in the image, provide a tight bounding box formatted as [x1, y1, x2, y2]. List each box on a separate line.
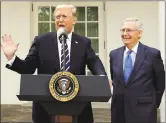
[123, 30, 128, 35]
[59, 16, 64, 22]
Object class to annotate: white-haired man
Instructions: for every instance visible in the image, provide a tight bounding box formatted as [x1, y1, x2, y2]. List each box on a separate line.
[109, 17, 165, 123]
[1, 4, 107, 123]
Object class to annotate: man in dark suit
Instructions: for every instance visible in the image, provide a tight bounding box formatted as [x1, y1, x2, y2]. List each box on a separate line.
[109, 17, 165, 123]
[1, 4, 107, 123]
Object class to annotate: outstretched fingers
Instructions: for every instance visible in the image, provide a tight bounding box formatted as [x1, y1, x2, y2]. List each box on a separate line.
[1, 34, 13, 46]
[8, 34, 13, 43]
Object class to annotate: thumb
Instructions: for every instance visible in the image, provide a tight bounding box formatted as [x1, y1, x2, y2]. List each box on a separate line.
[16, 43, 20, 48]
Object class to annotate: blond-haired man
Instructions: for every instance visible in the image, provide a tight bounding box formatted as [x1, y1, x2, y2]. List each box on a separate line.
[1, 4, 107, 123]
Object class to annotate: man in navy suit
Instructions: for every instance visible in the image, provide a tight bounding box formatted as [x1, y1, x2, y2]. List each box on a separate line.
[1, 4, 107, 123]
[109, 17, 165, 123]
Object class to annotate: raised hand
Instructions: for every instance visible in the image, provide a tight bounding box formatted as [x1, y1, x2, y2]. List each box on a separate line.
[1, 34, 19, 60]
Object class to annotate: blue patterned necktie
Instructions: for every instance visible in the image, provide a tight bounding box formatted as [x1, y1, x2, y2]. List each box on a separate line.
[124, 50, 133, 84]
[60, 40, 70, 71]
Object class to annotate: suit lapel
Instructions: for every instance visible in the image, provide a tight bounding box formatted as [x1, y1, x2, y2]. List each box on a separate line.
[117, 46, 126, 86]
[127, 42, 146, 86]
[52, 33, 60, 71]
[69, 33, 79, 73]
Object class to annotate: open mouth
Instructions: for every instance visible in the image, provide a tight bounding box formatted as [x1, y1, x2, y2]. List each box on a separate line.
[123, 36, 131, 40]
[123, 38, 131, 41]
[58, 25, 65, 27]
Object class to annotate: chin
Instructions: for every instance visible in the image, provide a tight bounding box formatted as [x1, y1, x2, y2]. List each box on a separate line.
[122, 40, 130, 45]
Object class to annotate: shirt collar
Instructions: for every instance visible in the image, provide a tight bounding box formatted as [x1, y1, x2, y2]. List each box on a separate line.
[67, 31, 72, 41]
[124, 41, 139, 54]
[57, 31, 72, 42]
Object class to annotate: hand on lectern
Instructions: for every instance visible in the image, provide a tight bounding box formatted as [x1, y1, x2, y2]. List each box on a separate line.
[109, 80, 112, 88]
[1, 34, 19, 60]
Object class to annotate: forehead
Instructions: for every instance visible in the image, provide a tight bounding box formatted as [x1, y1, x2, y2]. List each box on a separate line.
[55, 7, 73, 16]
[121, 21, 137, 29]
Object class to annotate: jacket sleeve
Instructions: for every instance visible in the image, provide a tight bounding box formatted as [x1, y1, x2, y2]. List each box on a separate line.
[153, 50, 165, 108]
[109, 51, 114, 80]
[86, 39, 107, 76]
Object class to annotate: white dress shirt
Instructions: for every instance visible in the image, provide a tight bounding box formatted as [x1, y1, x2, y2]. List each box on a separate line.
[123, 42, 139, 69]
[58, 32, 72, 68]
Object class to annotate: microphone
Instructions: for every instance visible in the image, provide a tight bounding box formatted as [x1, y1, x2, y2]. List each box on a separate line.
[57, 27, 68, 41]
[57, 27, 68, 71]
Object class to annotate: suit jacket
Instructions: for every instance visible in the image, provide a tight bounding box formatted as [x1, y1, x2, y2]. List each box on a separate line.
[109, 42, 165, 123]
[6, 32, 107, 123]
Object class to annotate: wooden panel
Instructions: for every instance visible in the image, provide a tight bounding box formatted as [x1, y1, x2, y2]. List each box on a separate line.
[55, 116, 72, 122]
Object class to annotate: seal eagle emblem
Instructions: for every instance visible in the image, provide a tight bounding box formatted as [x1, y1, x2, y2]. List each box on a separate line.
[49, 71, 79, 102]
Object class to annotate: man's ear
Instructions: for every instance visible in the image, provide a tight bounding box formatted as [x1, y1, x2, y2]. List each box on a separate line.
[73, 17, 77, 25]
[138, 30, 142, 39]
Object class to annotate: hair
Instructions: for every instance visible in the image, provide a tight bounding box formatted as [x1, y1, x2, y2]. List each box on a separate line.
[123, 17, 143, 30]
[55, 4, 77, 17]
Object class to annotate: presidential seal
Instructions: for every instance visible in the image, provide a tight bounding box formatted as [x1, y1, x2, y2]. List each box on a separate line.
[49, 71, 79, 102]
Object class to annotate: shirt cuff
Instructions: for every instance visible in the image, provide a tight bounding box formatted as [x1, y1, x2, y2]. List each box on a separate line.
[6, 55, 16, 66]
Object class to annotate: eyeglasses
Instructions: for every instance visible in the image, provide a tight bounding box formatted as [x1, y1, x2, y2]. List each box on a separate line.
[120, 28, 137, 33]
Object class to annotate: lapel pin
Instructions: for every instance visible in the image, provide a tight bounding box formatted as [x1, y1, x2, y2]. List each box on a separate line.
[75, 41, 78, 44]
